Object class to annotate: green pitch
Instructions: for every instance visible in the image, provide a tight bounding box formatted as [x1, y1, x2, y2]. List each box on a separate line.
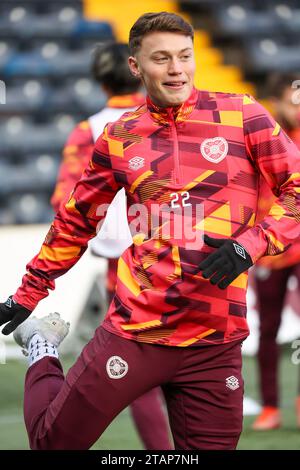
[0, 348, 298, 450]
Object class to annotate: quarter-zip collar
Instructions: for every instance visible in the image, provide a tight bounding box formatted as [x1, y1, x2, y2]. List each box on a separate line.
[146, 87, 198, 125]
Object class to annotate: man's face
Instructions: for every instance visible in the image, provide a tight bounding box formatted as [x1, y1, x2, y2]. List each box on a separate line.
[273, 87, 300, 130]
[129, 32, 195, 108]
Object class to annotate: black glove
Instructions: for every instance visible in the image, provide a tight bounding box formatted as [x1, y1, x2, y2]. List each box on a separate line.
[199, 235, 253, 289]
[0, 296, 32, 335]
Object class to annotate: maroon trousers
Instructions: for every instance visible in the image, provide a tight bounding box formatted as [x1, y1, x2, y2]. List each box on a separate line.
[254, 265, 300, 407]
[24, 326, 243, 450]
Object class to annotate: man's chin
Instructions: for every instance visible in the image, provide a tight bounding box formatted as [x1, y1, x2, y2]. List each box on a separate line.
[163, 91, 190, 107]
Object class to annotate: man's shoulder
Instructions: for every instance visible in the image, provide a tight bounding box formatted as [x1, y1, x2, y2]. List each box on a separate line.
[105, 103, 149, 132]
[197, 89, 253, 106]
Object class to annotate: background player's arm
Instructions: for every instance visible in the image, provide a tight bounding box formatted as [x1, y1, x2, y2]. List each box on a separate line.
[13, 125, 119, 311]
[236, 96, 300, 263]
[51, 121, 94, 213]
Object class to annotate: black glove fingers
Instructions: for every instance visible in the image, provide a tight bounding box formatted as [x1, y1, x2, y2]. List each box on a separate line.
[0, 297, 32, 335]
[200, 237, 253, 289]
[202, 259, 225, 279]
[0, 307, 14, 326]
[199, 252, 219, 271]
[218, 273, 237, 290]
[209, 269, 227, 285]
[1, 312, 24, 335]
[2, 321, 16, 336]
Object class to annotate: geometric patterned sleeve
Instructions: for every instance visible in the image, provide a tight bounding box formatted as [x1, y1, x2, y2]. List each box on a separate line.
[14, 124, 119, 311]
[236, 95, 300, 263]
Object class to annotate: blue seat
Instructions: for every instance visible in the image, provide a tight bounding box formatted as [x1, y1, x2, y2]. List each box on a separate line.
[47, 84, 77, 113]
[70, 78, 107, 114]
[0, 41, 17, 72]
[4, 79, 50, 113]
[50, 48, 92, 77]
[4, 50, 50, 77]
[71, 18, 114, 40]
[8, 193, 54, 224]
[211, 5, 279, 38]
[0, 6, 34, 38]
[0, 115, 76, 154]
[245, 38, 300, 73]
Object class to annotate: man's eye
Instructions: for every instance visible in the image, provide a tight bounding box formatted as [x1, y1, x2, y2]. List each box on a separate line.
[181, 55, 191, 60]
[155, 57, 168, 62]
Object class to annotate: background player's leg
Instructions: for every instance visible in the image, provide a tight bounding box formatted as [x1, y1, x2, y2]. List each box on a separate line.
[255, 268, 291, 407]
[130, 387, 172, 449]
[162, 341, 243, 450]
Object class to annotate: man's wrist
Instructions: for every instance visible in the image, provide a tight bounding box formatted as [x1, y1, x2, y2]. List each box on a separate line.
[235, 226, 268, 264]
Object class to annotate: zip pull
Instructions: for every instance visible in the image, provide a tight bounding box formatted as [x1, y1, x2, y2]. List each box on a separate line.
[167, 110, 182, 186]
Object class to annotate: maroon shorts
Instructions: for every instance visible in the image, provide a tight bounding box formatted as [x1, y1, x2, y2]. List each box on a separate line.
[24, 326, 243, 450]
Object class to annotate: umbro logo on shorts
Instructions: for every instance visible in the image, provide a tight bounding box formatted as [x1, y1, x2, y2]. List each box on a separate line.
[226, 375, 240, 391]
[129, 156, 145, 171]
[233, 243, 246, 259]
[106, 355, 129, 379]
[200, 137, 228, 163]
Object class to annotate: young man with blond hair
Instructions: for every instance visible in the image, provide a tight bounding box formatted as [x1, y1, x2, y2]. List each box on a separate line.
[1, 12, 300, 450]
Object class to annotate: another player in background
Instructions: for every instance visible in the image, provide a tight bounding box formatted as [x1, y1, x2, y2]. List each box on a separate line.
[51, 42, 172, 450]
[1, 12, 300, 450]
[252, 73, 300, 431]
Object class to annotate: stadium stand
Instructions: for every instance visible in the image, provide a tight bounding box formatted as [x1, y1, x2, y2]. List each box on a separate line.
[0, 0, 114, 224]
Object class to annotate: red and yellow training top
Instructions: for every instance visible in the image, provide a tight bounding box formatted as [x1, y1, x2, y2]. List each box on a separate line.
[14, 88, 300, 346]
[256, 128, 300, 269]
[51, 93, 145, 212]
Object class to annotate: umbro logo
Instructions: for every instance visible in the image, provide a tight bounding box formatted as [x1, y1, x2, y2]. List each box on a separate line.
[129, 156, 145, 171]
[233, 243, 246, 259]
[226, 375, 240, 391]
[106, 355, 128, 379]
[5, 296, 15, 309]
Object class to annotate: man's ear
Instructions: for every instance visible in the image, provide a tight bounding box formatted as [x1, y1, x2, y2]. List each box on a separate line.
[128, 56, 141, 78]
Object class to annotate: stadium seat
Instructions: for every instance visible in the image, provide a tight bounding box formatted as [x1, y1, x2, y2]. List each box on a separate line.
[209, 5, 279, 39]
[0, 161, 56, 197]
[0, 41, 16, 72]
[70, 78, 107, 114]
[71, 17, 114, 39]
[4, 50, 50, 77]
[4, 43, 94, 78]
[245, 38, 300, 73]
[0, 115, 76, 154]
[4, 79, 50, 113]
[0, 6, 34, 38]
[8, 193, 54, 224]
[0, 7, 114, 41]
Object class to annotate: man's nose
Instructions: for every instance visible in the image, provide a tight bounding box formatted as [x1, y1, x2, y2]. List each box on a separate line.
[168, 58, 183, 74]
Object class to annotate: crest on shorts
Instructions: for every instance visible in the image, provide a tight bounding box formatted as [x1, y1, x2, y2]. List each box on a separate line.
[106, 355, 129, 379]
[200, 137, 228, 163]
[129, 156, 145, 171]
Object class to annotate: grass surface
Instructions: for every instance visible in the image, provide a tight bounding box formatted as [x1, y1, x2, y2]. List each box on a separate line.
[0, 349, 298, 450]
